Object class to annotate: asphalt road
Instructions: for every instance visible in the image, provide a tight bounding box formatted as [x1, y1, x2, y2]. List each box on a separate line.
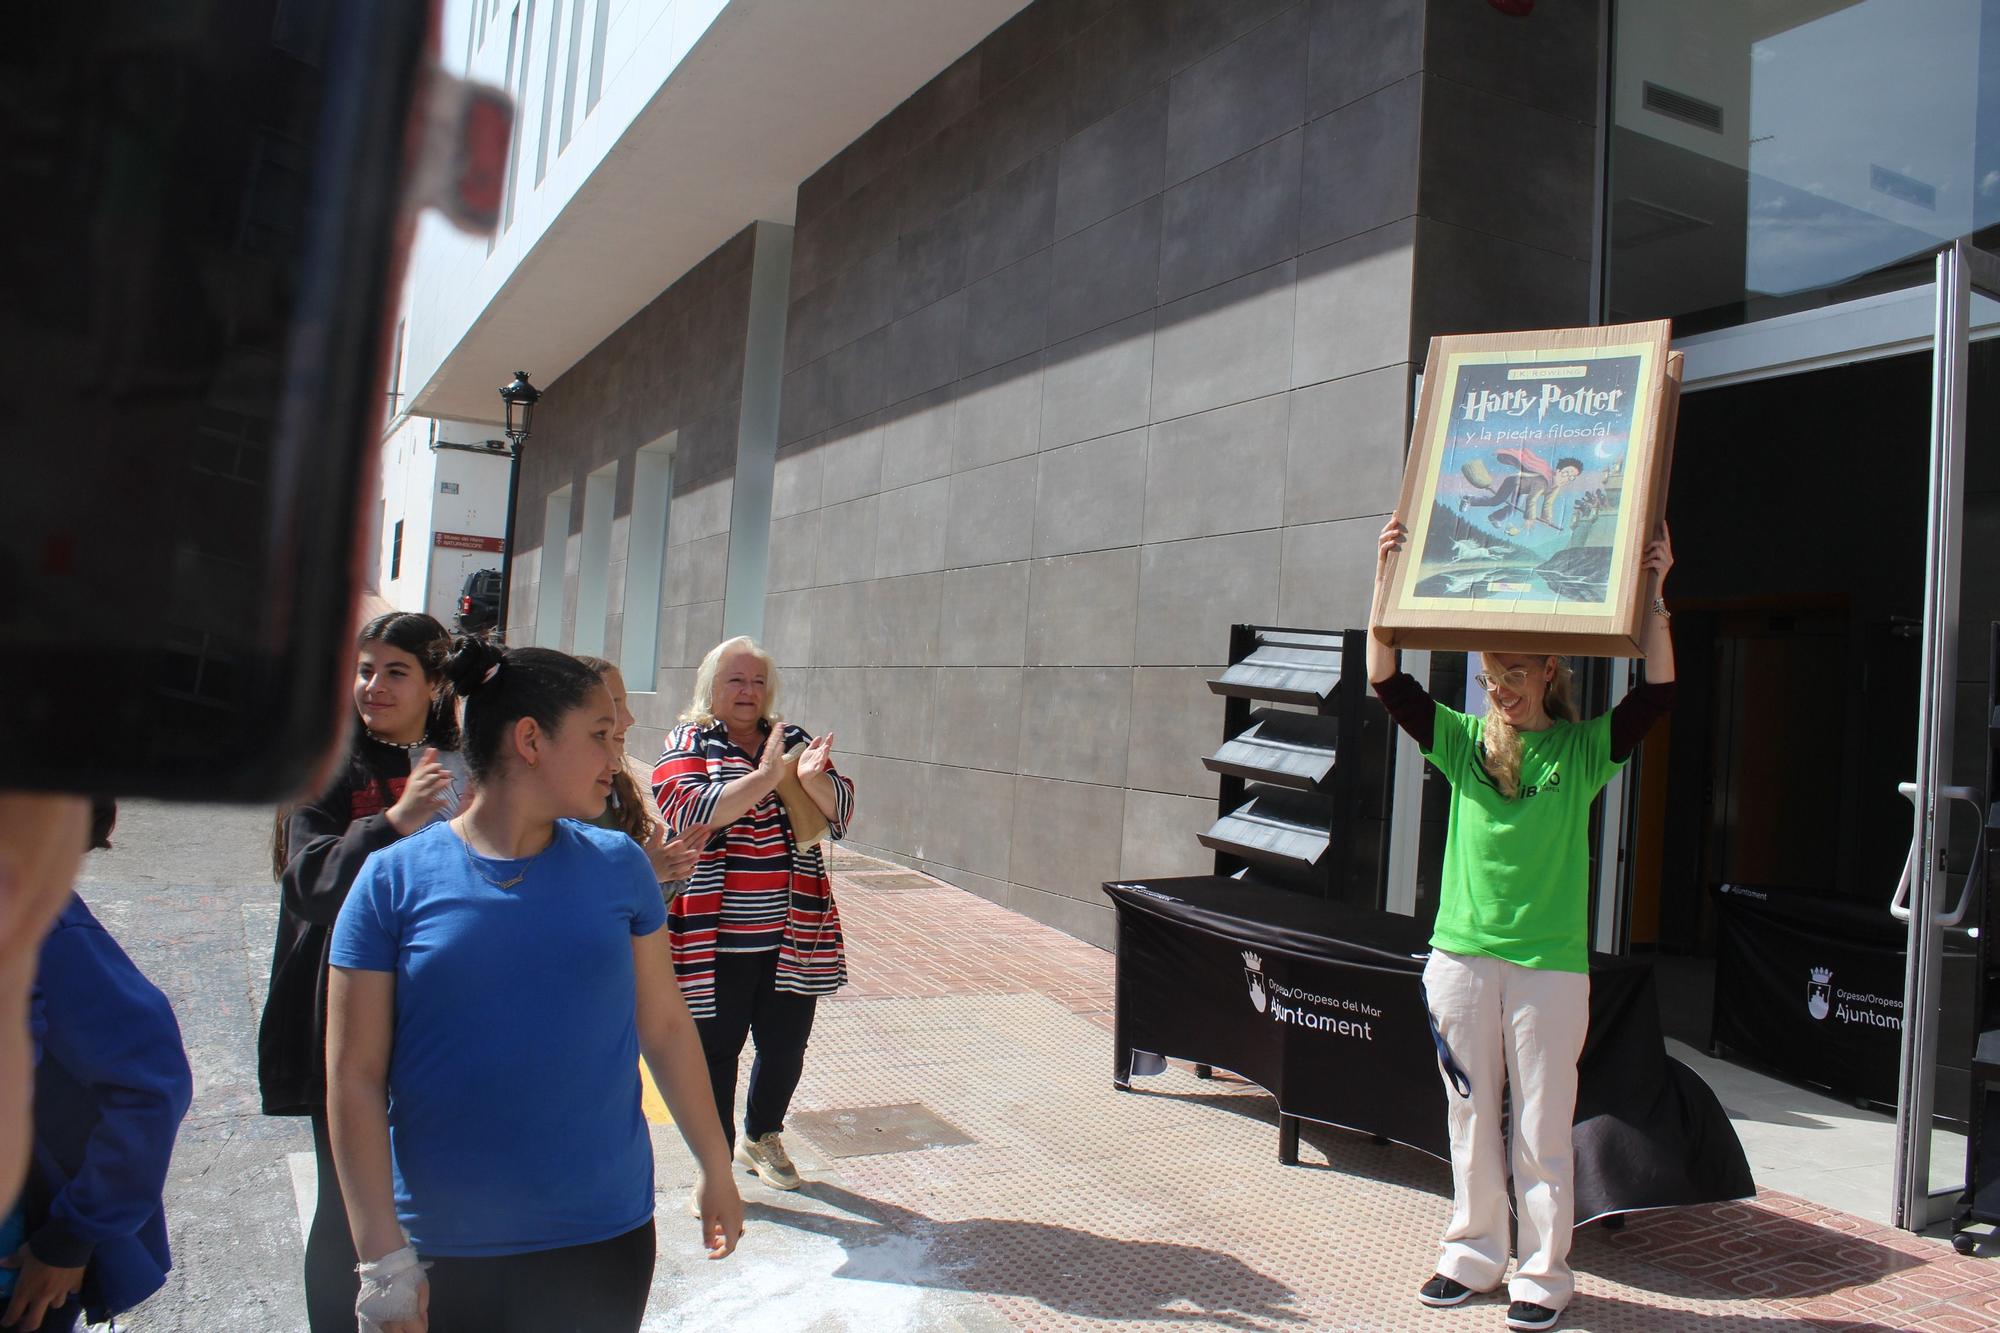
[72, 799, 313, 1331]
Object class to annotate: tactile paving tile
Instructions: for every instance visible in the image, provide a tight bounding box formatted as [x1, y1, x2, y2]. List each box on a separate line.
[718, 858, 2000, 1332]
[779, 992, 1930, 1331]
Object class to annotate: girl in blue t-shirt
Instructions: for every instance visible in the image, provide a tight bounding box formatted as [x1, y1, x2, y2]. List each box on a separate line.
[327, 639, 743, 1333]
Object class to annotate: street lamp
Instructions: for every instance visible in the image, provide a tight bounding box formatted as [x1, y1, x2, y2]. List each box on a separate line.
[500, 369, 540, 443]
[495, 370, 540, 640]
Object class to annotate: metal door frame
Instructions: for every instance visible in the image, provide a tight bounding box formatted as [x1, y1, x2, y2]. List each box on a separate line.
[1580, 240, 1999, 1231]
[1891, 239, 2000, 1231]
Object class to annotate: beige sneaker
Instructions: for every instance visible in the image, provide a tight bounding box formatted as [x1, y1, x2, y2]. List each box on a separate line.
[735, 1131, 802, 1190]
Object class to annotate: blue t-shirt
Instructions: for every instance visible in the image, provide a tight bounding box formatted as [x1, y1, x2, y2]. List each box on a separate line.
[329, 819, 667, 1256]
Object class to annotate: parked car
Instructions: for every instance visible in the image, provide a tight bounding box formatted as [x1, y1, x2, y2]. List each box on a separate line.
[455, 568, 501, 635]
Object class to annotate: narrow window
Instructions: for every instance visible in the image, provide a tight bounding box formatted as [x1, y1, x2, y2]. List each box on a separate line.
[621, 441, 674, 683]
[558, 0, 586, 152]
[572, 463, 616, 658]
[489, 4, 521, 254]
[390, 519, 404, 581]
[586, 0, 607, 113]
[501, 1, 537, 235]
[534, 0, 564, 185]
[535, 486, 572, 647]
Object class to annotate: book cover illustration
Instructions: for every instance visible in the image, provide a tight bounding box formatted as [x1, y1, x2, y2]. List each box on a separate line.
[1401, 347, 1656, 618]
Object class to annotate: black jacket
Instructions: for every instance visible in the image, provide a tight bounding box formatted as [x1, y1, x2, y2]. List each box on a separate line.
[256, 737, 410, 1116]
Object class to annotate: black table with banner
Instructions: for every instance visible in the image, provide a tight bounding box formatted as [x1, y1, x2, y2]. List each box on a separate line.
[1712, 881, 1978, 1119]
[1106, 875, 1754, 1221]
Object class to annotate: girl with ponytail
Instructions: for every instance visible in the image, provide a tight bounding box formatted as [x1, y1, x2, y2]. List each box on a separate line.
[325, 637, 740, 1333]
[259, 611, 467, 1333]
[1368, 517, 1677, 1333]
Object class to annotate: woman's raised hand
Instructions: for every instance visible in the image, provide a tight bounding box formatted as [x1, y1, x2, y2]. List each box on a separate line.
[754, 720, 787, 784]
[385, 749, 454, 836]
[1643, 520, 1675, 591]
[796, 732, 834, 783]
[1377, 516, 1409, 578]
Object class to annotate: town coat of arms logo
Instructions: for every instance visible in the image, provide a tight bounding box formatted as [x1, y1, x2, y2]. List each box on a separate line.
[1243, 950, 1267, 1014]
[1808, 967, 1832, 1022]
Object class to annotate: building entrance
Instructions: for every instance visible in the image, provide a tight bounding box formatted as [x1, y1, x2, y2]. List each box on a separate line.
[1624, 327, 2000, 1222]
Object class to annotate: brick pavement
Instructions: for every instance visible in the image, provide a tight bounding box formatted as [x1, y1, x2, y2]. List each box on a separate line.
[804, 850, 2000, 1332]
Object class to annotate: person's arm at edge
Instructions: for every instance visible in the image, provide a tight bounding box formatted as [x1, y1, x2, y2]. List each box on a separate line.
[1366, 516, 1437, 750]
[1610, 522, 1679, 762]
[631, 929, 741, 1258]
[327, 967, 415, 1266]
[0, 796, 89, 1213]
[1638, 521, 1676, 686]
[18, 907, 192, 1268]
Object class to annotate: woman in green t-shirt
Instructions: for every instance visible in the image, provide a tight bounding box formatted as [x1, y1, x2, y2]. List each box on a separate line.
[1367, 516, 1676, 1333]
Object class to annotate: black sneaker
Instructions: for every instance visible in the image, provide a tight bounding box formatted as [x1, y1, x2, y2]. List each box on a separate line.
[1417, 1274, 1474, 1307]
[1506, 1301, 1560, 1331]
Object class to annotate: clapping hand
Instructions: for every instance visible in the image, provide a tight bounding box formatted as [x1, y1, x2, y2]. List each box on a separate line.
[643, 821, 706, 882]
[795, 732, 834, 783]
[754, 719, 787, 784]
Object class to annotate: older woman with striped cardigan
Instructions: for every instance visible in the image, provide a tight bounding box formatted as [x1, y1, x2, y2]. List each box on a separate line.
[652, 636, 854, 1192]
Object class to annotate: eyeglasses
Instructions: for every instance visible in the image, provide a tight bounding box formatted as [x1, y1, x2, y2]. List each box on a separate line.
[1473, 668, 1532, 694]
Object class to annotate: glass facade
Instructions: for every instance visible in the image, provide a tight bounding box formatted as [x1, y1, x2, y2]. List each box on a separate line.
[1609, 0, 2000, 333]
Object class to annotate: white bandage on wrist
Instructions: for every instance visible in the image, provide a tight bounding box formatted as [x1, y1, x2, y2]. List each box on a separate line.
[356, 1245, 430, 1332]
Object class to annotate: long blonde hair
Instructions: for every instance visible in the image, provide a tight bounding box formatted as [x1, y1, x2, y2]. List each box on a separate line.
[1478, 655, 1578, 799]
[680, 636, 782, 728]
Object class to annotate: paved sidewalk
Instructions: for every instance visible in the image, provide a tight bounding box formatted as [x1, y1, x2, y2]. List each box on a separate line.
[653, 852, 2000, 1333]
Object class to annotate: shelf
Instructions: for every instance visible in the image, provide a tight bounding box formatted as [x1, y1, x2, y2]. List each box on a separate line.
[1977, 1027, 2000, 1082]
[1208, 630, 1350, 709]
[1198, 785, 1332, 867]
[1203, 708, 1339, 790]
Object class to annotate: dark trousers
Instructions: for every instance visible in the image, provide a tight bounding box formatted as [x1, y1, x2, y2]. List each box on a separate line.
[697, 951, 817, 1146]
[306, 1110, 359, 1333]
[421, 1222, 655, 1333]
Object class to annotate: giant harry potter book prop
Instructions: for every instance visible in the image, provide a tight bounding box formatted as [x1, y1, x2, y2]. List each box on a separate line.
[1373, 321, 1682, 658]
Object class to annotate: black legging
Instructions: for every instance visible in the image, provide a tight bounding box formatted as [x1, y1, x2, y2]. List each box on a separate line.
[697, 951, 817, 1146]
[421, 1221, 655, 1333]
[306, 1110, 358, 1333]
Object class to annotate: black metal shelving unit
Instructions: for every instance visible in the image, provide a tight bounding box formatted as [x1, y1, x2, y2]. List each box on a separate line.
[1955, 622, 2000, 1254]
[1199, 625, 1394, 908]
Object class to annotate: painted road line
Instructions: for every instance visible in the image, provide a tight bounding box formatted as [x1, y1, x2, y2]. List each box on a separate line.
[286, 1151, 316, 1246]
[642, 1060, 674, 1124]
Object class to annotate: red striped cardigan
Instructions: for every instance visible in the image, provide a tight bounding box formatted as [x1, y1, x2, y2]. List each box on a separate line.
[651, 720, 855, 1018]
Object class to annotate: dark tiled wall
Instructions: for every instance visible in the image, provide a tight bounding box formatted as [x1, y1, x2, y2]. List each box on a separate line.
[505, 226, 756, 756]
[763, 0, 1599, 944]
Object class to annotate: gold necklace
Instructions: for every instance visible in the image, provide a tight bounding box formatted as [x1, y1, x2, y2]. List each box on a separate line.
[453, 817, 528, 890]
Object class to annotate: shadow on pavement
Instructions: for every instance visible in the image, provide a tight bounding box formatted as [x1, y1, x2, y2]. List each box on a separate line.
[745, 1181, 1304, 1329]
[1117, 1083, 1454, 1200]
[1572, 1201, 1927, 1305]
[1564, 1291, 1938, 1329]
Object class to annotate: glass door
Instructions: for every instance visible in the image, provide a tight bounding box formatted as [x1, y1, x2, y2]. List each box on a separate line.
[1891, 240, 2000, 1230]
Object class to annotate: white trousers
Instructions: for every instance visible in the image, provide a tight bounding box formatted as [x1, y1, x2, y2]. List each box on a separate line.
[1421, 949, 1590, 1310]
